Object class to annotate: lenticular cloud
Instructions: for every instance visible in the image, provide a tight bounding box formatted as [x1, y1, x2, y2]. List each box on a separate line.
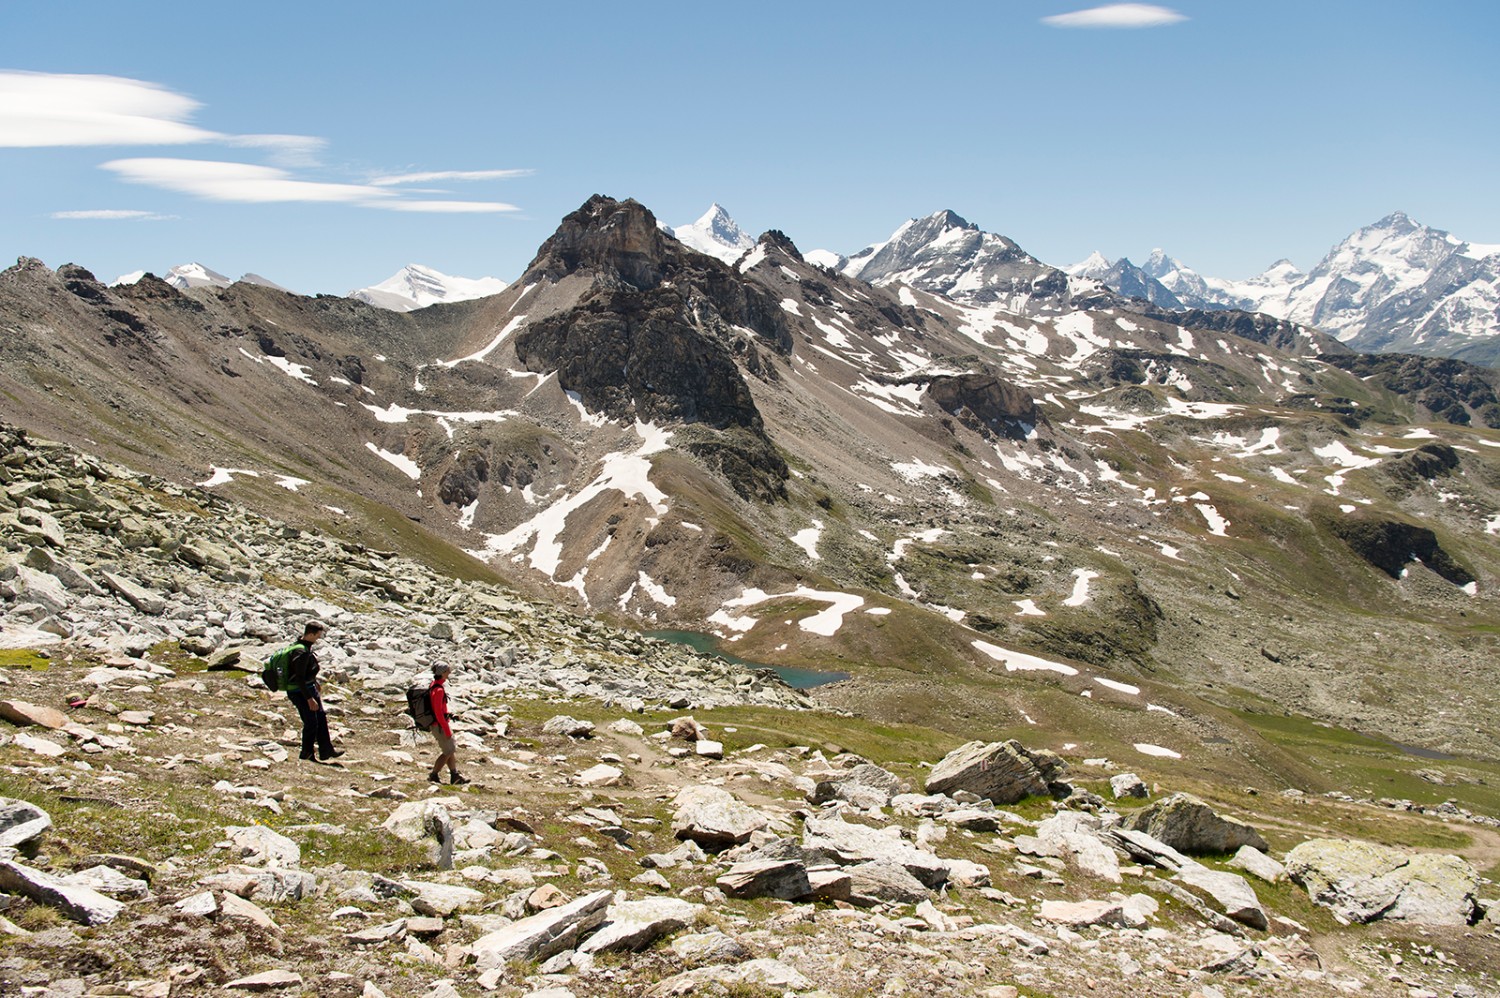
[1041, 3, 1187, 29]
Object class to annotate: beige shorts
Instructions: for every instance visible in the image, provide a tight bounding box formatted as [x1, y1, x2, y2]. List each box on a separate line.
[430, 727, 456, 754]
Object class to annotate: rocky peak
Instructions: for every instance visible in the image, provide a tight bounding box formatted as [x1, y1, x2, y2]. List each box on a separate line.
[526, 195, 676, 290]
[754, 229, 802, 261]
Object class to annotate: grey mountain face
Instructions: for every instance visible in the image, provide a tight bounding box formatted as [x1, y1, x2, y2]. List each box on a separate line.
[843, 210, 1084, 311]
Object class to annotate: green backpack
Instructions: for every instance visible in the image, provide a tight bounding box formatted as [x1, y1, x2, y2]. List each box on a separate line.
[260, 643, 303, 693]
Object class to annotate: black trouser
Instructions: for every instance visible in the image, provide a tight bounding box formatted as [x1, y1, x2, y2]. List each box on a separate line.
[287, 687, 334, 759]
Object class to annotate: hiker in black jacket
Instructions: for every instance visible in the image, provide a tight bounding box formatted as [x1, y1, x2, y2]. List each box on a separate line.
[285, 620, 343, 762]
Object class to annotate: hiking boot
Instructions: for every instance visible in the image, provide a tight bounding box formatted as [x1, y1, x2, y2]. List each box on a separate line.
[449, 773, 470, 785]
[428, 773, 441, 783]
[299, 752, 315, 761]
[320, 749, 345, 760]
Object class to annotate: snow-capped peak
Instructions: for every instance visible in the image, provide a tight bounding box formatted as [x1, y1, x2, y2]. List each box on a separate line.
[670, 203, 755, 264]
[165, 263, 232, 290]
[1066, 251, 1113, 278]
[350, 264, 508, 313]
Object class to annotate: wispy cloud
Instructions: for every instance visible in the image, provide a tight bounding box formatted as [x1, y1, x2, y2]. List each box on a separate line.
[1042, 4, 1187, 29]
[101, 158, 520, 213]
[50, 209, 175, 221]
[370, 168, 532, 187]
[375, 200, 520, 213]
[4, 70, 531, 215]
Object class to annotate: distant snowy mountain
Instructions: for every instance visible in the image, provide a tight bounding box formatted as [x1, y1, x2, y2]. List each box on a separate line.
[668, 204, 755, 264]
[803, 248, 847, 272]
[350, 264, 508, 312]
[842, 210, 1098, 311]
[1101, 214, 1500, 361]
[109, 264, 289, 292]
[1066, 251, 1183, 309]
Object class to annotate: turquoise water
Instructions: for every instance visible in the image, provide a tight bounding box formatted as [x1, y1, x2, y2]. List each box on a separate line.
[646, 629, 850, 689]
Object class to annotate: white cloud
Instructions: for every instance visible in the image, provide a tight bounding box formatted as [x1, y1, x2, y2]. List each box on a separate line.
[0, 70, 221, 147]
[1042, 4, 1187, 29]
[102, 158, 390, 204]
[374, 199, 520, 213]
[50, 209, 174, 220]
[101, 157, 521, 213]
[371, 168, 532, 186]
[223, 134, 328, 168]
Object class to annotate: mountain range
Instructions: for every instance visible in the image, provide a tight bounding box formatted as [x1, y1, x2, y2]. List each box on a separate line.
[1067, 212, 1500, 365]
[5, 192, 1500, 769]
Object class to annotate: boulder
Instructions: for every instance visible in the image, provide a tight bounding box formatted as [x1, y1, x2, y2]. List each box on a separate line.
[1019, 813, 1121, 884]
[670, 785, 767, 850]
[0, 798, 52, 852]
[803, 813, 950, 888]
[845, 861, 930, 904]
[1176, 863, 1268, 930]
[716, 860, 812, 900]
[381, 800, 455, 870]
[810, 763, 908, 810]
[221, 826, 300, 868]
[576, 764, 623, 787]
[1284, 839, 1483, 926]
[225, 970, 302, 990]
[23, 548, 104, 594]
[578, 897, 700, 953]
[98, 571, 166, 615]
[646, 958, 812, 997]
[1109, 773, 1148, 799]
[0, 859, 125, 925]
[175, 891, 218, 917]
[1124, 793, 1268, 854]
[1037, 899, 1129, 929]
[466, 889, 614, 970]
[0, 700, 69, 730]
[924, 740, 1065, 805]
[60, 865, 149, 900]
[670, 930, 752, 967]
[219, 892, 279, 930]
[543, 715, 595, 738]
[1229, 845, 1286, 884]
[402, 880, 485, 917]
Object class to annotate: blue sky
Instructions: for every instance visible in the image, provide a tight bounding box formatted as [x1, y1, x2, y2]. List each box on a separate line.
[3, 1, 1497, 293]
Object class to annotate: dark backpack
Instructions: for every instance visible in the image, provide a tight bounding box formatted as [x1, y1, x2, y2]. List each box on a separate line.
[261, 643, 302, 693]
[405, 684, 436, 728]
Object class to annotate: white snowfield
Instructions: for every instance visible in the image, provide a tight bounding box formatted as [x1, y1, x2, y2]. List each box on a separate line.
[442, 314, 529, 367]
[710, 586, 866, 638]
[198, 466, 259, 488]
[1134, 743, 1182, 759]
[479, 422, 672, 580]
[365, 442, 421, 480]
[791, 520, 824, 561]
[1063, 569, 1098, 606]
[971, 641, 1079, 676]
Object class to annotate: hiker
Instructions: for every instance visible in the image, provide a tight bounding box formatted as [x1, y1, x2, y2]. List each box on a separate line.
[426, 662, 467, 785]
[285, 620, 343, 762]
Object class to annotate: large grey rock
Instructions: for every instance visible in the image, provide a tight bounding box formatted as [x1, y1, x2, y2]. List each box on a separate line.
[810, 763, 908, 809]
[225, 969, 301, 990]
[1125, 793, 1268, 854]
[647, 958, 812, 997]
[219, 892, 279, 930]
[0, 798, 51, 851]
[382, 800, 455, 870]
[1284, 839, 1483, 926]
[716, 859, 812, 900]
[542, 715, 595, 738]
[670, 930, 752, 967]
[59, 865, 149, 900]
[803, 813, 950, 888]
[1176, 862, 1268, 930]
[1, 563, 70, 610]
[670, 786, 768, 850]
[402, 880, 484, 916]
[1018, 813, 1121, 884]
[1106, 826, 1192, 872]
[221, 825, 300, 868]
[23, 548, 103, 594]
[578, 897, 700, 953]
[845, 861, 930, 904]
[1109, 772, 1148, 799]
[200, 866, 316, 903]
[0, 859, 126, 925]
[98, 571, 166, 615]
[466, 889, 614, 970]
[1230, 845, 1286, 884]
[924, 740, 1065, 805]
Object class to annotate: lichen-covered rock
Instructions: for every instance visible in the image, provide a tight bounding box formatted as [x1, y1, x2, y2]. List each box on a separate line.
[1284, 838, 1483, 926]
[670, 785, 768, 850]
[1124, 793, 1268, 854]
[924, 740, 1066, 805]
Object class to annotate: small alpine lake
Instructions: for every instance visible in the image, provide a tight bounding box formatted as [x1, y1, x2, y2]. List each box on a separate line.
[646, 629, 850, 689]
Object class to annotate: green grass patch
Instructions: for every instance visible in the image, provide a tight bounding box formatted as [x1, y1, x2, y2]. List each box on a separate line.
[0, 648, 51, 670]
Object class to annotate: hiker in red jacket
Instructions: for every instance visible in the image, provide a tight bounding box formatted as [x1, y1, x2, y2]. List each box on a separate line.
[426, 662, 467, 785]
